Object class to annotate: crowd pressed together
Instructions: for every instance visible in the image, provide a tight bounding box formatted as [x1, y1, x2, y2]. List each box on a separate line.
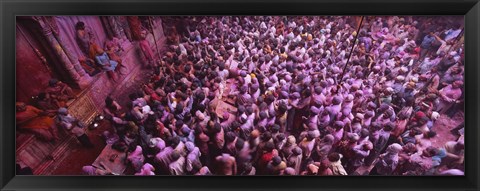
[17, 16, 465, 176]
[89, 16, 466, 176]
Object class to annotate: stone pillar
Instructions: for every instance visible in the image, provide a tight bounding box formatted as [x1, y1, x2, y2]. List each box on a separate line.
[127, 16, 143, 41]
[45, 17, 90, 78]
[118, 16, 133, 42]
[100, 16, 116, 40]
[101, 16, 132, 49]
[34, 16, 91, 88]
[108, 16, 127, 40]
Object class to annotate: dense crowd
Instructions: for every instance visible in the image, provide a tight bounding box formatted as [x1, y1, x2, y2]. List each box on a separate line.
[39, 16, 465, 176]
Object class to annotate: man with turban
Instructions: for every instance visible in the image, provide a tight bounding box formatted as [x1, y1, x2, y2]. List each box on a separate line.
[375, 143, 403, 175]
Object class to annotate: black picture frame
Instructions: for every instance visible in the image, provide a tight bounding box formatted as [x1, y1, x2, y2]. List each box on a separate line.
[1, 0, 479, 191]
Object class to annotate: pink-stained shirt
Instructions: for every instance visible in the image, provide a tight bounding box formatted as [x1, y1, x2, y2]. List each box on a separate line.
[440, 85, 462, 101]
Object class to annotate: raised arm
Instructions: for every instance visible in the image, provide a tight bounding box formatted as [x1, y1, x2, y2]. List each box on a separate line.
[167, 95, 175, 112]
[184, 95, 194, 114]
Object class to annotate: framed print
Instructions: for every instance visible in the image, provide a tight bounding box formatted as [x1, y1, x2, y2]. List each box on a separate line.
[1, 0, 479, 191]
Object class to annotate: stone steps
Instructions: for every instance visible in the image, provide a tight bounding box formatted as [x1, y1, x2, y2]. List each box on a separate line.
[32, 134, 76, 175]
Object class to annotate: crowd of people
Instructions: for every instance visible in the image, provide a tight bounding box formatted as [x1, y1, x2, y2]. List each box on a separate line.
[77, 16, 464, 176]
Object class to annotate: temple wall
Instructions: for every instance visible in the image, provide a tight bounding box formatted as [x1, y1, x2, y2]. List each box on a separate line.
[16, 24, 54, 103]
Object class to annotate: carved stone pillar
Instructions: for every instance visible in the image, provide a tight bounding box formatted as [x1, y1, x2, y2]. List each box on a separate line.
[100, 16, 116, 39]
[118, 16, 133, 42]
[34, 16, 91, 88]
[34, 17, 79, 81]
[127, 16, 143, 41]
[104, 16, 127, 40]
[44, 17, 89, 78]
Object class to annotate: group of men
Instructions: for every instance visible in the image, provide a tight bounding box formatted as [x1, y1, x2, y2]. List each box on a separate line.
[83, 16, 464, 176]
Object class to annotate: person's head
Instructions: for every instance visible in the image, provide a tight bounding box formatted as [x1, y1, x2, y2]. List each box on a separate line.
[184, 65, 192, 73]
[171, 150, 181, 161]
[184, 112, 192, 122]
[170, 136, 181, 147]
[82, 166, 96, 175]
[423, 146, 439, 157]
[346, 132, 360, 143]
[225, 132, 236, 143]
[261, 132, 272, 142]
[259, 111, 268, 120]
[306, 163, 319, 175]
[237, 104, 246, 114]
[104, 114, 113, 121]
[271, 156, 282, 166]
[278, 103, 288, 114]
[196, 92, 206, 101]
[367, 102, 377, 110]
[314, 86, 323, 94]
[364, 110, 374, 118]
[363, 141, 373, 151]
[424, 131, 437, 139]
[57, 107, 68, 115]
[307, 131, 316, 140]
[175, 120, 184, 129]
[402, 143, 418, 154]
[94, 45, 105, 55]
[283, 167, 296, 175]
[184, 141, 195, 153]
[384, 122, 395, 131]
[75, 21, 85, 30]
[175, 104, 184, 114]
[105, 96, 114, 106]
[192, 160, 203, 173]
[334, 121, 345, 130]
[275, 132, 285, 141]
[332, 96, 342, 105]
[286, 135, 296, 146]
[16, 102, 27, 112]
[318, 159, 330, 170]
[292, 147, 302, 156]
[37, 92, 47, 100]
[452, 66, 463, 74]
[371, 122, 382, 131]
[383, 109, 393, 119]
[386, 143, 403, 154]
[214, 122, 222, 133]
[303, 88, 312, 97]
[264, 141, 275, 152]
[242, 163, 253, 173]
[250, 129, 260, 139]
[409, 128, 422, 136]
[235, 138, 245, 150]
[359, 128, 369, 138]
[327, 152, 341, 162]
[194, 125, 203, 135]
[419, 116, 430, 125]
[455, 141, 465, 150]
[195, 110, 205, 121]
[48, 78, 59, 87]
[246, 106, 254, 115]
[453, 80, 464, 89]
[128, 93, 137, 102]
